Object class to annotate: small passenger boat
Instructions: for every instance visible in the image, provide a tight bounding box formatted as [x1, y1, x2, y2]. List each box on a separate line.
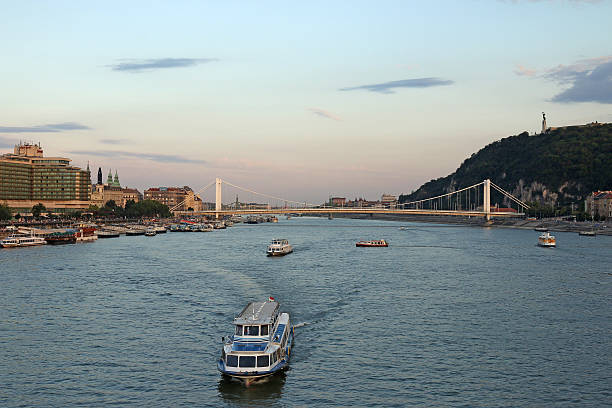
[534, 227, 549, 232]
[218, 297, 294, 386]
[145, 228, 156, 236]
[267, 239, 293, 256]
[578, 230, 596, 237]
[126, 229, 145, 236]
[1, 234, 47, 248]
[356, 239, 388, 247]
[537, 232, 556, 247]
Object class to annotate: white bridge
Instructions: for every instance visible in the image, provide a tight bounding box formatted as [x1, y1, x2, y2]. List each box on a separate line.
[173, 178, 529, 220]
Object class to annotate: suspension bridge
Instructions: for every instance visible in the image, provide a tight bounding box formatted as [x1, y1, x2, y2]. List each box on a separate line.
[172, 178, 529, 220]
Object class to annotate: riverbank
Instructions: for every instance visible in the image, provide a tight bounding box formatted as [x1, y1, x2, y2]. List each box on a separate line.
[327, 213, 612, 236]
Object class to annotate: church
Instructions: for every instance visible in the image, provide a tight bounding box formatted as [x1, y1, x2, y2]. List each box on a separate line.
[90, 167, 142, 208]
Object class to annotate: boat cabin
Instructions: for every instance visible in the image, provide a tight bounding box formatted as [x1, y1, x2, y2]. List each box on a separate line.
[270, 239, 289, 246]
[233, 300, 280, 337]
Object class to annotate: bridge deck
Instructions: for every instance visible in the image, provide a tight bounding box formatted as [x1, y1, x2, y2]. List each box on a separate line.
[175, 208, 522, 218]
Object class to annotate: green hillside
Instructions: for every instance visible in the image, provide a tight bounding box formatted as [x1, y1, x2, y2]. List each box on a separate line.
[399, 123, 612, 210]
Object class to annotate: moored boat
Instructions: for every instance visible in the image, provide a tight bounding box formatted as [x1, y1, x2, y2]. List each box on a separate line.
[218, 297, 294, 386]
[45, 230, 77, 245]
[537, 232, 556, 247]
[154, 225, 167, 234]
[97, 230, 120, 238]
[356, 239, 388, 247]
[76, 226, 98, 242]
[145, 228, 156, 236]
[578, 230, 596, 237]
[267, 239, 293, 256]
[126, 228, 145, 236]
[534, 227, 549, 232]
[1, 234, 47, 248]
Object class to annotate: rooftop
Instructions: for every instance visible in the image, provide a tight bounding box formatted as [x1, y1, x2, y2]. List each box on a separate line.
[233, 300, 279, 325]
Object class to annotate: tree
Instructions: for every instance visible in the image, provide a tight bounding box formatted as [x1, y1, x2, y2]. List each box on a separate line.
[32, 203, 46, 218]
[0, 204, 12, 220]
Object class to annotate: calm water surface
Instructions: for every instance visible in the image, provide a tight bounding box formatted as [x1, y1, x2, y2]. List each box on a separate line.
[1, 217, 611, 407]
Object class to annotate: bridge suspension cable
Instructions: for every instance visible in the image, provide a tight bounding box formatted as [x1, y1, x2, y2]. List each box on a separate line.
[169, 180, 216, 212]
[490, 181, 529, 211]
[221, 179, 316, 207]
[399, 181, 485, 209]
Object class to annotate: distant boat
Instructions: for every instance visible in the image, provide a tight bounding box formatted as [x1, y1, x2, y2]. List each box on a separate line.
[537, 232, 556, 248]
[126, 229, 145, 236]
[267, 239, 293, 256]
[356, 239, 388, 247]
[578, 230, 596, 237]
[534, 227, 548, 232]
[145, 228, 156, 237]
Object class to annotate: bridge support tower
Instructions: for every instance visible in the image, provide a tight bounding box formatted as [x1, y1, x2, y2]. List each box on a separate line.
[484, 179, 491, 220]
[215, 177, 222, 219]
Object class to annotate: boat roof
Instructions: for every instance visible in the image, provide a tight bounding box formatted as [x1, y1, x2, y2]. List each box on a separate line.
[233, 300, 279, 325]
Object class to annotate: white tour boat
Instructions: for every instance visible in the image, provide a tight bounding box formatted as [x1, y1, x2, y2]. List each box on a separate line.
[1, 234, 47, 248]
[218, 297, 294, 385]
[267, 239, 293, 256]
[537, 231, 556, 247]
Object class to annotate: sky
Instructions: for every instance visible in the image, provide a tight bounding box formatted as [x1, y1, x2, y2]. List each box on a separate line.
[1, 0, 611, 204]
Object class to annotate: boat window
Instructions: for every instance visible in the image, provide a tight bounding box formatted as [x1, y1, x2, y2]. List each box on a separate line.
[226, 355, 238, 367]
[239, 356, 256, 368]
[257, 355, 270, 367]
[235, 325, 243, 336]
[245, 326, 259, 336]
[261, 325, 269, 336]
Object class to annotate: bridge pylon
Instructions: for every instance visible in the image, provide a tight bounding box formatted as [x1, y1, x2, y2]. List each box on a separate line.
[215, 177, 222, 219]
[484, 179, 491, 220]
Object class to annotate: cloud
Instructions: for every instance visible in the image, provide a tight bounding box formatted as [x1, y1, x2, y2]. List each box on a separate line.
[514, 65, 537, 77]
[99, 139, 127, 145]
[110, 58, 218, 73]
[0, 122, 91, 133]
[339, 78, 454, 94]
[544, 56, 612, 104]
[68, 150, 206, 164]
[308, 108, 341, 121]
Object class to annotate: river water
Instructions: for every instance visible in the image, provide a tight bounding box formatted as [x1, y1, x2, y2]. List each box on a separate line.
[1, 217, 611, 407]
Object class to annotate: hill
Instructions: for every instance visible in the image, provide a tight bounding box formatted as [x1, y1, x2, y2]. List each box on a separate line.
[399, 123, 612, 209]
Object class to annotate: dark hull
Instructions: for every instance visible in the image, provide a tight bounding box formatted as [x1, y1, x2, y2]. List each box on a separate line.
[45, 237, 76, 245]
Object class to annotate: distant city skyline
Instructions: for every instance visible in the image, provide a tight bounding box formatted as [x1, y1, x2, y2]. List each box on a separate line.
[1, 1, 611, 203]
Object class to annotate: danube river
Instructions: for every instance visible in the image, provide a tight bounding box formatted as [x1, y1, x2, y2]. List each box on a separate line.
[1, 217, 611, 407]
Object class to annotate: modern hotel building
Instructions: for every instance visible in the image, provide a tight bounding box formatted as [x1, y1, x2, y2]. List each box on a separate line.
[0, 143, 91, 214]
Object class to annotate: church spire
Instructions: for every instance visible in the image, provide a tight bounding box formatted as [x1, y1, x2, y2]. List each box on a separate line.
[107, 169, 113, 185]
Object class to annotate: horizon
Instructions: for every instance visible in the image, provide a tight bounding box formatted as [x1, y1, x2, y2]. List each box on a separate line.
[1, 1, 611, 204]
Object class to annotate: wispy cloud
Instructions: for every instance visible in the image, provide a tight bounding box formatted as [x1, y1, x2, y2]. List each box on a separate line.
[0, 122, 91, 133]
[308, 108, 341, 121]
[339, 78, 454, 94]
[69, 150, 206, 164]
[544, 56, 612, 104]
[110, 58, 218, 73]
[99, 139, 127, 145]
[514, 64, 538, 77]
